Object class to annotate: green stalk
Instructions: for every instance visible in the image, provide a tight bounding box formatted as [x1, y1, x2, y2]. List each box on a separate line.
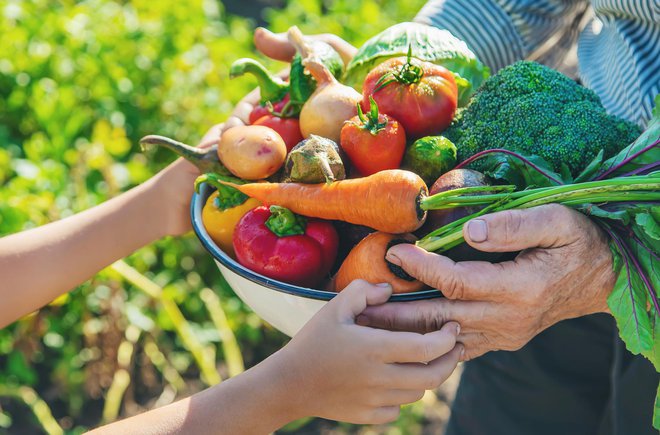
[111, 260, 221, 386]
[200, 288, 245, 378]
[140, 135, 229, 176]
[420, 185, 517, 209]
[229, 58, 288, 104]
[0, 386, 63, 435]
[417, 176, 660, 253]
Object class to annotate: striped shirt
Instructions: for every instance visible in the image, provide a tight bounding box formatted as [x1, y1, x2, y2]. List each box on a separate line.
[415, 0, 660, 127]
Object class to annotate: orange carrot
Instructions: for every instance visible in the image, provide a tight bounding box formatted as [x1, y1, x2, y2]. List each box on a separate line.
[334, 232, 426, 293]
[217, 169, 428, 233]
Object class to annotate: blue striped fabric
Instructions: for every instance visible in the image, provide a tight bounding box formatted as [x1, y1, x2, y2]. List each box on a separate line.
[415, 0, 660, 127]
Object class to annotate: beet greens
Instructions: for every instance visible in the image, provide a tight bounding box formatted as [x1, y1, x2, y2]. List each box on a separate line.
[418, 99, 660, 428]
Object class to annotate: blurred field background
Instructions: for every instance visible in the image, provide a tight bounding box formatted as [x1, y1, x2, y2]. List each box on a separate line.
[0, 0, 460, 433]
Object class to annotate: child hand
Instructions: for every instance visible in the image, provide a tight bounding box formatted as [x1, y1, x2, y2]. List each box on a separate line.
[272, 280, 463, 425]
[148, 124, 223, 237]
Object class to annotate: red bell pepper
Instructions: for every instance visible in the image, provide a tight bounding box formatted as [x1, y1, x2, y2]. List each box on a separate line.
[233, 206, 339, 287]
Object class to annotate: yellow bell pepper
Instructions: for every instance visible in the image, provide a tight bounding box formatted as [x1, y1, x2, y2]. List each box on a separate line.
[203, 192, 260, 258]
[196, 173, 260, 258]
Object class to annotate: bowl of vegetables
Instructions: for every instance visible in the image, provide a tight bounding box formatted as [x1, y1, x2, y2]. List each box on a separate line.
[143, 24, 656, 345]
[191, 181, 441, 337]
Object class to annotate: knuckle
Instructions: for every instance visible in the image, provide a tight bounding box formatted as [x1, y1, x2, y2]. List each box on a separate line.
[502, 210, 524, 244]
[420, 306, 444, 332]
[440, 265, 466, 300]
[420, 340, 435, 362]
[419, 256, 443, 289]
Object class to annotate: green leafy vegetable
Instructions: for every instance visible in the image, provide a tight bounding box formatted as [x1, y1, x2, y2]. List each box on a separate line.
[445, 61, 642, 176]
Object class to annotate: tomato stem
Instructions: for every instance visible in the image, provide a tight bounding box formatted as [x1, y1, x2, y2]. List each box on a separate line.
[356, 96, 388, 135]
[373, 44, 424, 92]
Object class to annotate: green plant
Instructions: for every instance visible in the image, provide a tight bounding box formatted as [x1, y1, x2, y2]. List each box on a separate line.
[0, 0, 433, 433]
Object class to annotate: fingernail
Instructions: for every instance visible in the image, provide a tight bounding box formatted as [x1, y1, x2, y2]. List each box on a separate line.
[376, 282, 391, 288]
[385, 251, 401, 266]
[467, 219, 488, 243]
[455, 323, 461, 336]
[460, 345, 465, 359]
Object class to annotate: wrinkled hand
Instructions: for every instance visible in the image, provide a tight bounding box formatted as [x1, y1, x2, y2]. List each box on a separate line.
[276, 280, 462, 424]
[150, 124, 223, 237]
[222, 27, 357, 132]
[358, 204, 617, 361]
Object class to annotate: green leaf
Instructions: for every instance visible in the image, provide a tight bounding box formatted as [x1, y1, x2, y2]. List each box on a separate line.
[581, 204, 632, 224]
[607, 244, 654, 354]
[642, 309, 660, 372]
[597, 99, 660, 178]
[482, 152, 567, 189]
[654, 382, 660, 431]
[636, 213, 660, 241]
[574, 149, 604, 182]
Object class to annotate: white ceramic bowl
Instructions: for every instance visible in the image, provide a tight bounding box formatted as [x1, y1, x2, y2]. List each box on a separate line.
[191, 184, 440, 337]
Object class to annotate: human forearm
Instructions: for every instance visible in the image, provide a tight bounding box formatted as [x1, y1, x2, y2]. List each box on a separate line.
[0, 174, 169, 327]
[88, 282, 462, 433]
[88, 351, 302, 435]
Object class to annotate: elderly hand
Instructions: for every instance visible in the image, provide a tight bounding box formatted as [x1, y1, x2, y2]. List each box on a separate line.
[357, 204, 617, 361]
[222, 27, 357, 132]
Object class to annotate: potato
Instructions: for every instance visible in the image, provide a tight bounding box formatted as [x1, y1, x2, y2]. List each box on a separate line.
[218, 125, 287, 180]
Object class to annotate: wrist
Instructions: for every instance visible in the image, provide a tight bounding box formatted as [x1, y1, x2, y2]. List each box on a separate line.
[257, 349, 309, 427]
[138, 174, 174, 240]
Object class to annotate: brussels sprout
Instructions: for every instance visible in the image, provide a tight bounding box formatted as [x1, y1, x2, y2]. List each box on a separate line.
[344, 22, 490, 106]
[283, 135, 346, 184]
[403, 135, 457, 184]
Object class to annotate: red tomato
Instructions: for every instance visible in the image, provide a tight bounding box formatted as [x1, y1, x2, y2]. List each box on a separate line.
[340, 96, 406, 176]
[362, 54, 458, 139]
[253, 115, 304, 152]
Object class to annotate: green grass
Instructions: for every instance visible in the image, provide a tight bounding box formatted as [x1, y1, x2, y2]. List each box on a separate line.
[0, 0, 432, 433]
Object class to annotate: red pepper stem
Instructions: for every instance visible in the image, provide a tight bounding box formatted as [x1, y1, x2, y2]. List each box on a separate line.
[139, 135, 230, 176]
[265, 206, 307, 237]
[229, 58, 289, 105]
[194, 173, 248, 211]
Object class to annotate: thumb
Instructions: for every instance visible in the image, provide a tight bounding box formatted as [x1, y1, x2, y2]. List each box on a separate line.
[332, 280, 392, 321]
[254, 27, 296, 62]
[463, 204, 582, 252]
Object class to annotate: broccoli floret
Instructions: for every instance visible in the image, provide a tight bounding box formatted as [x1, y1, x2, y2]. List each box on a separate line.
[445, 61, 642, 175]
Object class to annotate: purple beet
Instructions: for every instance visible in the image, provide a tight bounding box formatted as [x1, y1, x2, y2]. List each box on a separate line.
[417, 169, 502, 262]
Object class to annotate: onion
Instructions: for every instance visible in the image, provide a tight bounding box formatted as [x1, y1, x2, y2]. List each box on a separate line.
[288, 27, 361, 142]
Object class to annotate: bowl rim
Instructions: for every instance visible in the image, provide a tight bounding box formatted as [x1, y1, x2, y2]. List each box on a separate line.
[191, 183, 442, 302]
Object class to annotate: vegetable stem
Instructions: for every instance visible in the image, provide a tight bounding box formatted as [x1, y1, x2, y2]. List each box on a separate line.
[417, 175, 660, 252]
